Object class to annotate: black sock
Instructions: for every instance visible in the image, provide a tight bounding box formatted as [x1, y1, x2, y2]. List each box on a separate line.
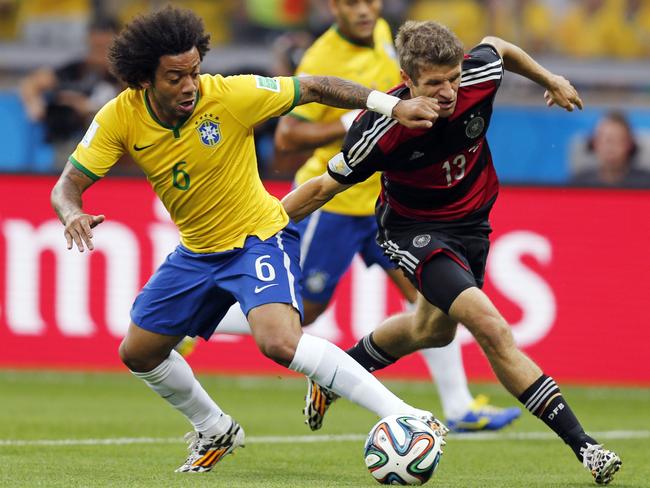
[346, 333, 397, 372]
[518, 374, 597, 461]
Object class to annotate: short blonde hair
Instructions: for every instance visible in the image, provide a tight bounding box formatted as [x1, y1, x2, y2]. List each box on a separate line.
[395, 21, 464, 82]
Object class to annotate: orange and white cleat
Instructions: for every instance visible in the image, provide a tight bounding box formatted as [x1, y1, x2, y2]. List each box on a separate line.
[303, 378, 339, 431]
[175, 416, 245, 473]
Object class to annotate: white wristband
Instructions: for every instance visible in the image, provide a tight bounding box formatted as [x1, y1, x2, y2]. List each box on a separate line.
[366, 90, 400, 118]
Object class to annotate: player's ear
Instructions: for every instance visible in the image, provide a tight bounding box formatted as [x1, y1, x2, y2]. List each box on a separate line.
[400, 69, 413, 90]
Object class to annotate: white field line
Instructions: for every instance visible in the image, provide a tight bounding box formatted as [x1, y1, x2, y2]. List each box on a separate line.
[0, 430, 648, 447]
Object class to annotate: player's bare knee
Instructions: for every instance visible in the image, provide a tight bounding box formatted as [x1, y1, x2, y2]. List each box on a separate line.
[118, 339, 131, 365]
[428, 329, 456, 347]
[413, 313, 455, 348]
[118, 339, 161, 372]
[119, 353, 150, 373]
[419, 321, 455, 347]
[474, 318, 514, 357]
[119, 342, 143, 371]
[257, 335, 298, 367]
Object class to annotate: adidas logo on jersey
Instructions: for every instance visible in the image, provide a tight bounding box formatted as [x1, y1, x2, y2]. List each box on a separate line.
[409, 151, 425, 160]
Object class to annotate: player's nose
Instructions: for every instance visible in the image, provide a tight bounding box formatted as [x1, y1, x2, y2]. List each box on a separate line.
[438, 82, 455, 100]
[181, 75, 198, 94]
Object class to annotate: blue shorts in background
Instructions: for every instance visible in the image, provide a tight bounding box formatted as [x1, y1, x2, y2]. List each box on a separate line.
[130, 224, 303, 339]
[296, 209, 395, 304]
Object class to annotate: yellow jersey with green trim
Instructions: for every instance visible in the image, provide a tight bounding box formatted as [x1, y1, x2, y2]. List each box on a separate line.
[70, 74, 299, 253]
[291, 18, 400, 216]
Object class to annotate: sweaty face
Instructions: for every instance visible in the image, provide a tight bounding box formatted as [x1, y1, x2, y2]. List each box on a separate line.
[403, 63, 462, 118]
[331, 0, 382, 45]
[145, 47, 201, 126]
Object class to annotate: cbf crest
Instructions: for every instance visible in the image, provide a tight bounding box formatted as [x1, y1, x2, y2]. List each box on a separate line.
[195, 113, 221, 147]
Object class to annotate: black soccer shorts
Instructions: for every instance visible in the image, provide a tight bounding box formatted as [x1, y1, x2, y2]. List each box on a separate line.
[378, 225, 490, 313]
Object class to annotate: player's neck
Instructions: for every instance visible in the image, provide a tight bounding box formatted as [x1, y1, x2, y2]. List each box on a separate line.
[334, 25, 374, 48]
[146, 89, 180, 127]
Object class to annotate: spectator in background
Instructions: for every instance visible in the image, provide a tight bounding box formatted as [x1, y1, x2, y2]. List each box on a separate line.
[407, 0, 487, 47]
[554, 0, 613, 57]
[614, 0, 650, 58]
[573, 111, 650, 187]
[234, 0, 309, 44]
[553, 0, 649, 58]
[514, 0, 563, 54]
[270, 30, 313, 77]
[19, 17, 121, 168]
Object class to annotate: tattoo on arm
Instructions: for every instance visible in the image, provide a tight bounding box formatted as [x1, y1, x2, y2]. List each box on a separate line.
[298, 76, 371, 110]
[51, 164, 95, 224]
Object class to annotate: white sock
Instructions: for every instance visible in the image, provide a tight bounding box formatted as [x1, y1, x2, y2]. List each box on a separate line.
[289, 334, 424, 418]
[419, 338, 474, 420]
[131, 350, 226, 435]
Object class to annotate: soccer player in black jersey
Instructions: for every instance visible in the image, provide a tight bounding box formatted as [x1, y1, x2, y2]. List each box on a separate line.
[283, 20, 622, 485]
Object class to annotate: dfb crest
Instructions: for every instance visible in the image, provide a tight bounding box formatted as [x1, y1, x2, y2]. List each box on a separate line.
[413, 234, 431, 248]
[465, 115, 485, 139]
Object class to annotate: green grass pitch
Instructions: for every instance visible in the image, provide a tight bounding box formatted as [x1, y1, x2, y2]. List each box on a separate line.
[0, 370, 648, 487]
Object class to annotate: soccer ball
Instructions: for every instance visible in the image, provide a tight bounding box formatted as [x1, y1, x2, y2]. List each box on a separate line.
[364, 414, 443, 485]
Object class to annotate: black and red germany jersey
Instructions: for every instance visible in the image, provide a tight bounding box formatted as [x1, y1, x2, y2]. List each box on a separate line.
[328, 43, 503, 222]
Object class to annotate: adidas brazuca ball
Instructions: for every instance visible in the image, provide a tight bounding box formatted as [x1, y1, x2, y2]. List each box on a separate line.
[364, 414, 444, 485]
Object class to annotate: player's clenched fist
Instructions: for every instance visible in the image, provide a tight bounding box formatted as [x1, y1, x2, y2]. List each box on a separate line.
[393, 96, 440, 129]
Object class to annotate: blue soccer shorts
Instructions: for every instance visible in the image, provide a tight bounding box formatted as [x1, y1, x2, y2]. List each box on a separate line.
[296, 209, 395, 304]
[130, 223, 303, 339]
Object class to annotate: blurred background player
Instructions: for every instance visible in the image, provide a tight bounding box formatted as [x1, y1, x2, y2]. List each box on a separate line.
[572, 110, 650, 187]
[273, 0, 520, 432]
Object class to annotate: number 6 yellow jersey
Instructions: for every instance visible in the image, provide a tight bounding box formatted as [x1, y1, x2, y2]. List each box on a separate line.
[70, 74, 299, 252]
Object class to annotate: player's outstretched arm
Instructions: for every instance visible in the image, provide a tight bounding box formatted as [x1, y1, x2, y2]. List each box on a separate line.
[282, 172, 350, 223]
[296, 76, 438, 129]
[481, 36, 583, 112]
[51, 162, 105, 252]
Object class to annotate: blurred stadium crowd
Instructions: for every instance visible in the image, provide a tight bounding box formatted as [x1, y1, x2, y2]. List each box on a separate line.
[0, 0, 649, 185]
[1, 0, 649, 57]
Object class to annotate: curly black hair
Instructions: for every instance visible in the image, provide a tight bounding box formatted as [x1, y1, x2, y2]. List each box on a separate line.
[108, 5, 211, 88]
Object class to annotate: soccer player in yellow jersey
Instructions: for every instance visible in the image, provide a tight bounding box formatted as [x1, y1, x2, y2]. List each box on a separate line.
[50, 6, 446, 473]
[274, 0, 521, 433]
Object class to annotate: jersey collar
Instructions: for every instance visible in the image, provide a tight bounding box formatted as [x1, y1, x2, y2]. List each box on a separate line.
[143, 89, 201, 138]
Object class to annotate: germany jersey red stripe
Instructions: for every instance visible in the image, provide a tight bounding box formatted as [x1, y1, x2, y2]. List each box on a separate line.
[328, 43, 504, 223]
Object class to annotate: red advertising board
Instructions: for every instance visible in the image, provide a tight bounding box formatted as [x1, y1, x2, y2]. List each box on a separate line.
[0, 175, 648, 384]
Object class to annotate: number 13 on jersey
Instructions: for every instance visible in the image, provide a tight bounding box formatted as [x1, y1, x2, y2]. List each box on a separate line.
[442, 154, 466, 186]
